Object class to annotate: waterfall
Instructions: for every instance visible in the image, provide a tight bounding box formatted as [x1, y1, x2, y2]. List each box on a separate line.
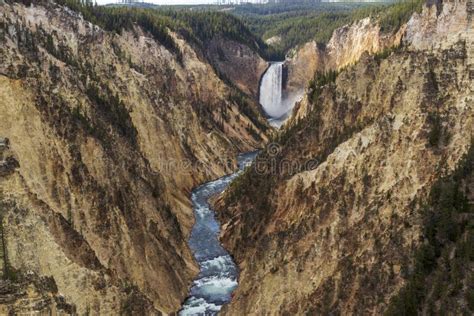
[259, 62, 285, 119]
[259, 62, 305, 127]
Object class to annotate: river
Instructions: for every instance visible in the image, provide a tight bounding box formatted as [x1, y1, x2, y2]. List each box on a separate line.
[180, 59, 298, 315]
[179, 152, 258, 315]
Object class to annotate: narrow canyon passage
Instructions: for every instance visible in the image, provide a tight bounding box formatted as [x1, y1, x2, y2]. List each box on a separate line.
[2, 0, 471, 315]
[179, 152, 257, 315]
[180, 59, 292, 314]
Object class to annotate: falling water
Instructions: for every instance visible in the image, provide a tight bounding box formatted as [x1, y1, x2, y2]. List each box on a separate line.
[180, 61, 301, 315]
[259, 62, 305, 127]
[259, 62, 285, 119]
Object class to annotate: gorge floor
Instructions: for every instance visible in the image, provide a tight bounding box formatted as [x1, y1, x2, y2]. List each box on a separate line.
[179, 152, 258, 315]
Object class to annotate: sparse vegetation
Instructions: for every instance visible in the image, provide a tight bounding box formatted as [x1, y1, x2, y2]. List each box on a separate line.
[85, 83, 137, 143]
[308, 70, 338, 104]
[373, 44, 401, 62]
[423, 67, 451, 149]
[428, 112, 442, 147]
[43, 32, 79, 67]
[228, 91, 268, 133]
[386, 143, 474, 315]
[0, 199, 19, 282]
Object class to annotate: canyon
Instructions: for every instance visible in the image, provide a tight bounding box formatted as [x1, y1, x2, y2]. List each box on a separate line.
[0, 0, 472, 315]
[0, 1, 269, 314]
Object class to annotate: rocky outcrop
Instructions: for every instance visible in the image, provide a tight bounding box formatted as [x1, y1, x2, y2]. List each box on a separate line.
[405, 0, 470, 50]
[207, 36, 268, 98]
[0, 1, 269, 314]
[217, 0, 473, 314]
[0, 275, 76, 315]
[0, 138, 19, 177]
[283, 17, 405, 99]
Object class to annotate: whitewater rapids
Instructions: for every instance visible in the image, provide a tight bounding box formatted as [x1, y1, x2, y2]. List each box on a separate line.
[179, 152, 257, 315]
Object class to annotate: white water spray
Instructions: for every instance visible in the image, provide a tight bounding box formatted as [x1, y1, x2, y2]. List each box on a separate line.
[259, 62, 286, 119]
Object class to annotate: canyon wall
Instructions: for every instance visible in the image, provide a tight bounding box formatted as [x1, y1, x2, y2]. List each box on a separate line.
[207, 36, 269, 98]
[0, 1, 268, 314]
[284, 16, 405, 100]
[217, 0, 473, 314]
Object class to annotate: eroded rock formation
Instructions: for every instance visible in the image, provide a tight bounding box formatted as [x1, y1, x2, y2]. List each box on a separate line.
[217, 0, 473, 314]
[207, 36, 268, 98]
[0, 1, 269, 314]
[284, 17, 405, 100]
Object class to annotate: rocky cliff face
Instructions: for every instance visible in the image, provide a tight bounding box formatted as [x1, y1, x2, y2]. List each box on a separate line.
[283, 16, 405, 99]
[0, 1, 268, 314]
[217, 0, 473, 314]
[207, 36, 268, 98]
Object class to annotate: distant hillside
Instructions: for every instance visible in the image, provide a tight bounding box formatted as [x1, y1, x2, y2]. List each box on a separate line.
[230, 0, 423, 56]
[105, 1, 418, 59]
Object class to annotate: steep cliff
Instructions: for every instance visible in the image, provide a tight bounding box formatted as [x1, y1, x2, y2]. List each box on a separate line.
[217, 0, 473, 314]
[207, 36, 268, 98]
[0, 1, 269, 314]
[283, 14, 406, 100]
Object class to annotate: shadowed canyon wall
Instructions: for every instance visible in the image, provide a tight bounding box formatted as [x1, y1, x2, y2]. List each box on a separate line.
[207, 36, 269, 98]
[0, 1, 269, 314]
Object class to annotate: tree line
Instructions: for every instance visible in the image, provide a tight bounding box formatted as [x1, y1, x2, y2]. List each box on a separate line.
[231, 0, 424, 57]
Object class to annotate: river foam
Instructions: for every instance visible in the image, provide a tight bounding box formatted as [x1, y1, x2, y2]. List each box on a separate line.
[179, 152, 257, 315]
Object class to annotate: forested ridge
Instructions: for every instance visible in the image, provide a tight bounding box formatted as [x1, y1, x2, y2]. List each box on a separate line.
[9, 0, 275, 61]
[231, 0, 423, 56]
[9, 0, 424, 61]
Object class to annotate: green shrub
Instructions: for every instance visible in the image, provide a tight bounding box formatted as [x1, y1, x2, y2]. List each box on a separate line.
[228, 91, 268, 132]
[374, 44, 401, 62]
[428, 112, 442, 147]
[86, 83, 137, 143]
[308, 70, 338, 104]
